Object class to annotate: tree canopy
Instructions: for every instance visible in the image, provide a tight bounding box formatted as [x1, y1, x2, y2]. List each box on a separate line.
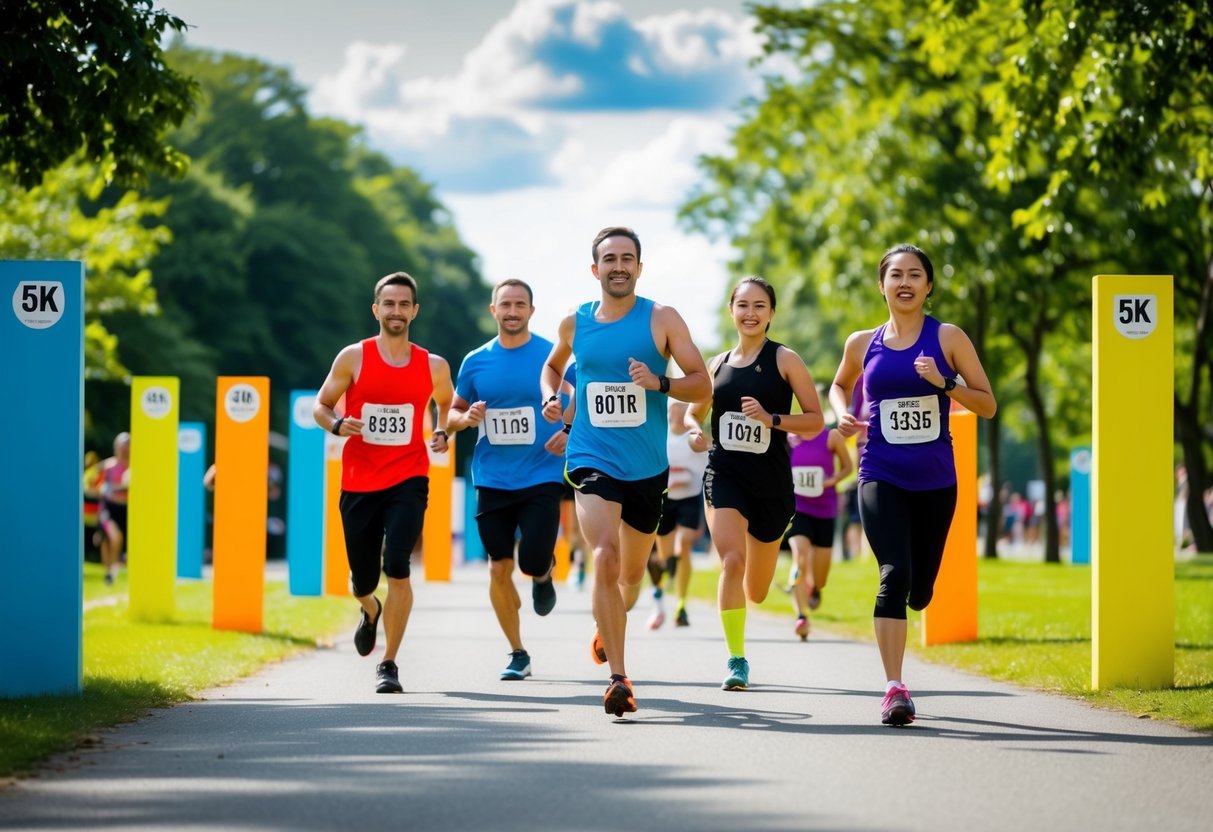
[0, 0, 197, 189]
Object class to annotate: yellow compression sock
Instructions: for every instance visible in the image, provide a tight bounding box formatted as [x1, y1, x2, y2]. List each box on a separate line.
[720, 607, 746, 658]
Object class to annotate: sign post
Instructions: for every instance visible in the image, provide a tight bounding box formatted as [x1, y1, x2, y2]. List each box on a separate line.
[128, 377, 180, 622]
[177, 423, 207, 579]
[0, 262, 83, 696]
[287, 391, 325, 595]
[1092, 276, 1173, 690]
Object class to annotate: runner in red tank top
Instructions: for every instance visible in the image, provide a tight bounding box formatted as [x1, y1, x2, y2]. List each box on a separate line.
[313, 272, 454, 695]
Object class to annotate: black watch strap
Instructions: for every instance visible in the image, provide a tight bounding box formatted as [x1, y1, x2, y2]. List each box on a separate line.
[943, 376, 957, 392]
[771, 413, 781, 428]
[658, 375, 671, 394]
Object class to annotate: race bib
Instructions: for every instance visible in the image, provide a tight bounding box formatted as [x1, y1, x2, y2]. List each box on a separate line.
[484, 406, 536, 445]
[586, 382, 646, 428]
[718, 411, 770, 454]
[792, 465, 825, 498]
[361, 403, 414, 446]
[879, 396, 941, 444]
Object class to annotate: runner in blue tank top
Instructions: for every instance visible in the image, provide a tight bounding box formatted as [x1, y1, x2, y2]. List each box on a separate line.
[829, 244, 996, 726]
[539, 226, 711, 718]
[447, 279, 567, 683]
[685, 277, 824, 691]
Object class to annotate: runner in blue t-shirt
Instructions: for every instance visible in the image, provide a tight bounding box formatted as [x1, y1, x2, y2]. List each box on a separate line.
[448, 279, 568, 682]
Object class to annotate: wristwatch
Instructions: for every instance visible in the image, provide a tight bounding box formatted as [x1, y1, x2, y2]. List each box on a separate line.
[658, 375, 671, 394]
[943, 375, 958, 392]
[771, 413, 782, 428]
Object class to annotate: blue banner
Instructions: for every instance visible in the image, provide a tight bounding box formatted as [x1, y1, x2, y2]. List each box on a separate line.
[1, 261, 83, 696]
[1070, 446, 1091, 565]
[287, 390, 325, 595]
[177, 422, 207, 579]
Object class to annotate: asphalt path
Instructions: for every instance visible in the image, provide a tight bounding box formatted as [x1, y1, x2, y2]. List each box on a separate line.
[3, 565, 1210, 831]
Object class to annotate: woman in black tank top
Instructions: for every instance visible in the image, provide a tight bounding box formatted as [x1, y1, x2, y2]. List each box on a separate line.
[684, 277, 825, 691]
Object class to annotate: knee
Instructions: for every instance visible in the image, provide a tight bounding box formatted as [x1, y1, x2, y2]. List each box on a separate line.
[876, 563, 910, 616]
[489, 560, 514, 583]
[908, 586, 934, 611]
[719, 551, 745, 579]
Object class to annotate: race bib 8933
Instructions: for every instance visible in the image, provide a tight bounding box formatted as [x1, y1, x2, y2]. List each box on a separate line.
[362, 403, 414, 446]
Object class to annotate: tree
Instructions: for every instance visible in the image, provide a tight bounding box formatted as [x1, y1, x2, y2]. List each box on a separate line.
[0, 0, 197, 189]
[952, 0, 1213, 551]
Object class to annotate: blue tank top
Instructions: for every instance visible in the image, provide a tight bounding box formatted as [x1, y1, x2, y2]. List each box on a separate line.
[454, 335, 565, 490]
[791, 431, 838, 518]
[859, 315, 956, 490]
[568, 297, 668, 480]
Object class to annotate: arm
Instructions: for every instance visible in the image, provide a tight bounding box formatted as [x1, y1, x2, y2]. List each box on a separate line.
[429, 355, 454, 452]
[829, 330, 874, 439]
[739, 346, 824, 438]
[823, 429, 854, 488]
[938, 324, 997, 419]
[628, 305, 712, 403]
[682, 353, 721, 453]
[447, 394, 486, 434]
[313, 343, 362, 436]
[541, 314, 575, 423]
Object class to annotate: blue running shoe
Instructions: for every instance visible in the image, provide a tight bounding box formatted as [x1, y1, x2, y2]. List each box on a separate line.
[722, 656, 749, 690]
[500, 649, 532, 681]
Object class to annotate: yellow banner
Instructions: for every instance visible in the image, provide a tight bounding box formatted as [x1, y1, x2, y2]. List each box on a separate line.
[128, 377, 180, 622]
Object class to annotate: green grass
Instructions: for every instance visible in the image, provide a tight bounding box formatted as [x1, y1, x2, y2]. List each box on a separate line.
[0, 564, 352, 778]
[690, 553, 1213, 732]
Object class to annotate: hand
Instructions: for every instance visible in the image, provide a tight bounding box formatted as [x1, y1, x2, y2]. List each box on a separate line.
[338, 416, 364, 436]
[543, 430, 568, 456]
[913, 353, 945, 388]
[541, 396, 563, 423]
[628, 357, 659, 390]
[740, 396, 771, 426]
[429, 431, 449, 453]
[464, 401, 486, 427]
[687, 428, 709, 453]
[836, 412, 860, 438]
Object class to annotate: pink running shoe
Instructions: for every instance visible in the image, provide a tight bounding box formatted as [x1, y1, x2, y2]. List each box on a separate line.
[880, 684, 916, 726]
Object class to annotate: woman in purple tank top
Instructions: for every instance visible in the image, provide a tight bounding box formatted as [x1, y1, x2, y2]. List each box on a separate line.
[829, 244, 996, 726]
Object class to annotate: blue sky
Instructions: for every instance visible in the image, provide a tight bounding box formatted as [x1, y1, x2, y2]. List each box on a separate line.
[160, 0, 768, 345]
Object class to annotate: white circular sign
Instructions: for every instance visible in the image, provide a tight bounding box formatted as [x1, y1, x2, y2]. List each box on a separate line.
[179, 427, 203, 453]
[293, 395, 317, 429]
[12, 281, 65, 329]
[1113, 294, 1158, 339]
[1071, 448, 1091, 475]
[225, 383, 261, 423]
[140, 385, 173, 419]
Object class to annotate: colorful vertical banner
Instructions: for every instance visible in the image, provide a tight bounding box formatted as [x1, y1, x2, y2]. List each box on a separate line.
[463, 478, 486, 561]
[213, 376, 270, 632]
[423, 429, 454, 582]
[128, 377, 180, 622]
[921, 409, 978, 645]
[287, 390, 325, 595]
[1092, 275, 1173, 690]
[176, 422, 206, 579]
[1, 261, 83, 696]
[1069, 446, 1091, 566]
[323, 432, 349, 596]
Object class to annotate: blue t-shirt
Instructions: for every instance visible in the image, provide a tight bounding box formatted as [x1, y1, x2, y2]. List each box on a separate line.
[454, 335, 565, 490]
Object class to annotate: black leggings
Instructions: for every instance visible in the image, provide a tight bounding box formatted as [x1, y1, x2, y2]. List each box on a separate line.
[858, 480, 957, 620]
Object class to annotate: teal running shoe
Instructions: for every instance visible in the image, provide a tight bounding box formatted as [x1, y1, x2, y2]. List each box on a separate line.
[722, 656, 749, 690]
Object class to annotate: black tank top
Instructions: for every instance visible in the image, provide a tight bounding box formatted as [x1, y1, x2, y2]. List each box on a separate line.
[707, 338, 794, 495]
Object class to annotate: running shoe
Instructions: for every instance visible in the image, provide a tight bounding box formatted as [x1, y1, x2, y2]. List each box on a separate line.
[880, 684, 916, 726]
[722, 656, 750, 690]
[590, 630, 607, 664]
[500, 649, 532, 681]
[375, 659, 403, 694]
[646, 609, 665, 629]
[674, 607, 690, 627]
[354, 597, 382, 657]
[794, 615, 809, 641]
[604, 675, 637, 717]
[532, 577, 557, 616]
[808, 588, 822, 611]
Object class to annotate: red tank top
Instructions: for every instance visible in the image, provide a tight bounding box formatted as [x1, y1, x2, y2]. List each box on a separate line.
[342, 337, 433, 492]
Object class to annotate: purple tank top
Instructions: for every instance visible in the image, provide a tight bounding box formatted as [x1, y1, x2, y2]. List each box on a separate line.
[791, 431, 838, 518]
[859, 315, 956, 490]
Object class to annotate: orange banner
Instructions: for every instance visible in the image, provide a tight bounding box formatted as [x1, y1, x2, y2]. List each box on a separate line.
[422, 428, 453, 582]
[921, 409, 978, 645]
[324, 434, 350, 596]
[213, 377, 269, 633]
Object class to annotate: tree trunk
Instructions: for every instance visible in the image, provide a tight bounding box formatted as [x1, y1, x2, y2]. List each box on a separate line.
[984, 410, 1002, 559]
[1022, 346, 1060, 563]
[1174, 262, 1213, 552]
